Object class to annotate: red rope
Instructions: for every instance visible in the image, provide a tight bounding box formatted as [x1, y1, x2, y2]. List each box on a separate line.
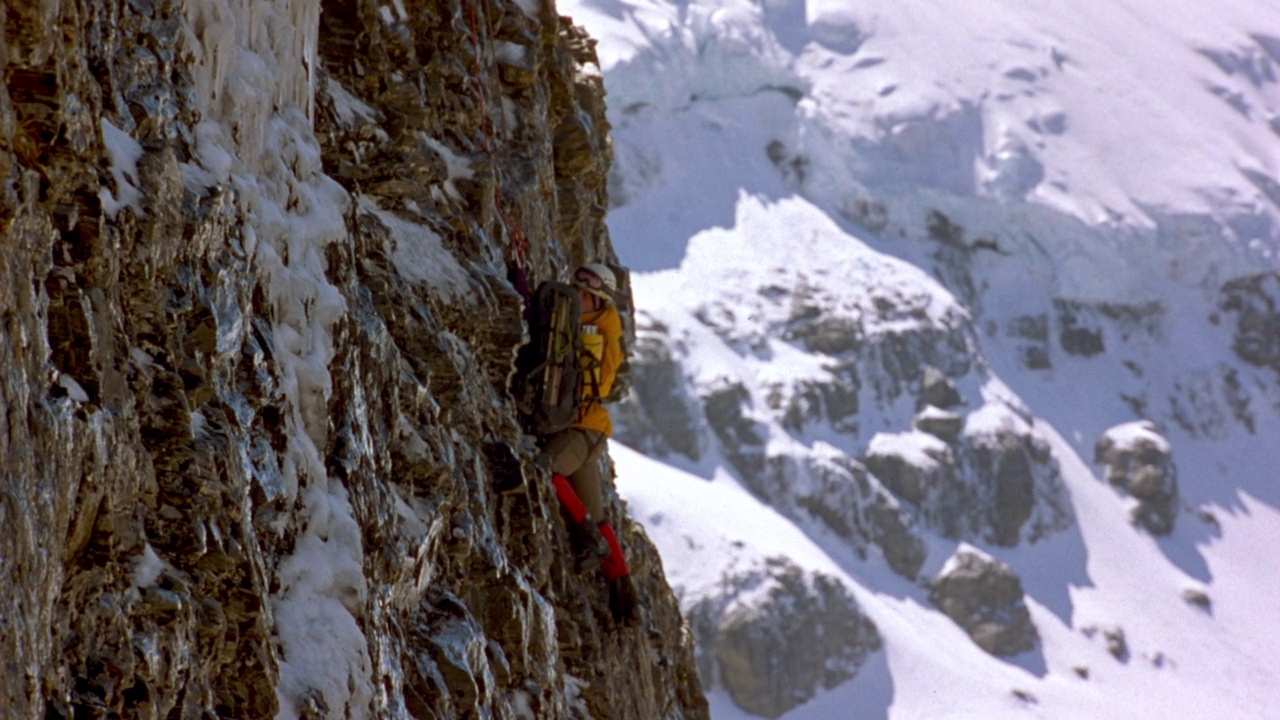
[466, 0, 530, 269]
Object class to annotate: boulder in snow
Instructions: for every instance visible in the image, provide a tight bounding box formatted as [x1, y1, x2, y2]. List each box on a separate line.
[921, 365, 963, 409]
[928, 545, 1040, 657]
[1094, 421, 1179, 535]
[689, 557, 882, 720]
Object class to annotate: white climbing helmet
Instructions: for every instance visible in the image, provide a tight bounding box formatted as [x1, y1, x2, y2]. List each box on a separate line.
[574, 262, 617, 297]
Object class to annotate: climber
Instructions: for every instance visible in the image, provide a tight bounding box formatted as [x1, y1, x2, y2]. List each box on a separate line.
[538, 262, 637, 623]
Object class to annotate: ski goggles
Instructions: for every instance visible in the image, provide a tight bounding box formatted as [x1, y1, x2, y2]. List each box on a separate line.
[573, 268, 604, 289]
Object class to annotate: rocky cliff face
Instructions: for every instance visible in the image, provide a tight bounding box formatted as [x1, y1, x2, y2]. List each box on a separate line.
[615, 244, 1075, 577]
[0, 1, 705, 718]
[606, 200, 1080, 715]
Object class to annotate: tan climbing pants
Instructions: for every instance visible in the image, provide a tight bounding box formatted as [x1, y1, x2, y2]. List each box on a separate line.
[542, 428, 609, 522]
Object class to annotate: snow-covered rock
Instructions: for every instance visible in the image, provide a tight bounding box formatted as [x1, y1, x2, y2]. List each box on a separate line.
[611, 445, 886, 720]
[598, 189, 1079, 714]
[928, 545, 1039, 658]
[865, 402, 1072, 550]
[913, 405, 964, 440]
[1095, 421, 1180, 535]
[612, 201, 1073, 571]
[688, 557, 881, 720]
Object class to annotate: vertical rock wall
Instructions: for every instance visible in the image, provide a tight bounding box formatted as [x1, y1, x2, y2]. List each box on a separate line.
[0, 0, 705, 718]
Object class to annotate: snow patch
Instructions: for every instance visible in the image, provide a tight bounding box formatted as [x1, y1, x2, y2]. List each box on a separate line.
[1099, 420, 1172, 455]
[180, 2, 374, 717]
[866, 431, 946, 471]
[99, 119, 144, 217]
[361, 196, 470, 300]
[130, 545, 166, 588]
[327, 79, 381, 128]
[421, 136, 473, 201]
[56, 373, 90, 403]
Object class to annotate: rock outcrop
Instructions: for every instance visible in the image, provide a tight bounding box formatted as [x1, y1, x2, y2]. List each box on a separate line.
[1095, 421, 1179, 535]
[687, 557, 882, 720]
[1221, 273, 1280, 376]
[606, 317, 707, 461]
[617, 265, 1074, 580]
[0, 1, 705, 718]
[929, 545, 1040, 657]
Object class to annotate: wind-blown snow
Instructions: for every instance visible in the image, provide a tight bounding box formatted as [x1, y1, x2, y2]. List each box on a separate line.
[565, 0, 1280, 716]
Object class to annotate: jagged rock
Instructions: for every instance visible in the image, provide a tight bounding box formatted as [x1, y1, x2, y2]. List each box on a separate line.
[612, 325, 706, 460]
[1006, 314, 1052, 370]
[791, 455, 927, 580]
[553, 112, 598, 178]
[865, 404, 1071, 548]
[1220, 272, 1280, 374]
[703, 380, 768, 479]
[820, 359, 862, 428]
[929, 545, 1039, 657]
[759, 365, 860, 435]
[787, 313, 863, 355]
[921, 365, 963, 409]
[688, 558, 882, 720]
[1095, 421, 1179, 535]
[1055, 299, 1106, 357]
[864, 431, 953, 507]
[1055, 299, 1164, 362]
[964, 413, 1054, 547]
[0, 1, 706, 718]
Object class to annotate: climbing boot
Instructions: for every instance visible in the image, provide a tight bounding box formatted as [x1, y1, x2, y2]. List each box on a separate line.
[607, 575, 639, 625]
[569, 520, 611, 574]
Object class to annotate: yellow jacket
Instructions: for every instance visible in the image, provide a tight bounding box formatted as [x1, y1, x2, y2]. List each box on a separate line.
[575, 300, 623, 437]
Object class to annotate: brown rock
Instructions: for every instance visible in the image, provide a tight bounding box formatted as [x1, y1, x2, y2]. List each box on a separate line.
[0, 1, 705, 718]
[929, 545, 1040, 657]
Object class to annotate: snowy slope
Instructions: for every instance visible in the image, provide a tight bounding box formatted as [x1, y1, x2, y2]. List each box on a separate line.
[576, 0, 1280, 285]
[559, 0, 1280, 717]
[615, 439, 1280, 720]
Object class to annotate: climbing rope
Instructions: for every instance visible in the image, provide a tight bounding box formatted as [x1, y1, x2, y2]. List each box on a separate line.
[465, 0, 531, 282]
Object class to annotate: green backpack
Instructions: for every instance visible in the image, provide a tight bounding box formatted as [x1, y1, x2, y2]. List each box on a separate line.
[513, 281, 586, 435]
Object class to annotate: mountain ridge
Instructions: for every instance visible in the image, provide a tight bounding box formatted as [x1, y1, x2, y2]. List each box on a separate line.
[559, 0, 1280, 716]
